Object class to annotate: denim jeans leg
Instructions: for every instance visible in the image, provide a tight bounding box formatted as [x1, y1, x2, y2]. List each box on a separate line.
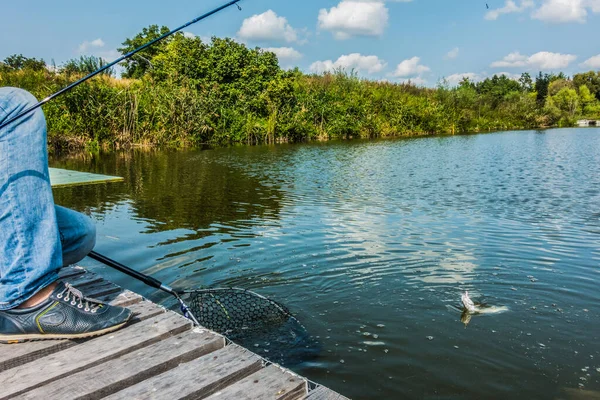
[56, 205, 96, 266]
[0, 87, 62, 310]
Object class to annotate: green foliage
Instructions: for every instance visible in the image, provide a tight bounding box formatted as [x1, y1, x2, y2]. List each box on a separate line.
[1, 54, 46, 72]
[573, 71, 600, 101]
[548, 78, 574, 96]
[2, 28, 598, 149]
[579, 85, 600, 118]
[535, 72, 553, 106]
[61, 56, 114, 77]
[519, 73, 534, 93]
[118, 25, 171, 79]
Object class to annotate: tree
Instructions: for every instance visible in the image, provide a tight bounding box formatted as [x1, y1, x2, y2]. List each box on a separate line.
[118, 25, 171, 79]
[476, 74, 520, 107]
[150, 33, 208, 83]
[579, 85, 600, 117]
[535, 72, 552, 106]
[548, 78, 574, 97]
[548, 87, 579, 119]
[573, 71, 600, 101]
[61, 56, 114, 77]
[519, 72, 533, 93]
[1, 54, 46, 71]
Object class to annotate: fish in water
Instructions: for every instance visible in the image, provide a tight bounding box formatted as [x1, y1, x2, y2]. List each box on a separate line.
[461, 291, 477, 313]
[459, 291, 509, 326]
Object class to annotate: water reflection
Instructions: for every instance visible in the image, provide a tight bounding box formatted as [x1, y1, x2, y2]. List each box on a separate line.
[52, 149, 284, 233]
[49, 129, 600, 400]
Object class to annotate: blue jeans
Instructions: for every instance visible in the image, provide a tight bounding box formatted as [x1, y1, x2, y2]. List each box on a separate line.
[0, 87, 96, 310]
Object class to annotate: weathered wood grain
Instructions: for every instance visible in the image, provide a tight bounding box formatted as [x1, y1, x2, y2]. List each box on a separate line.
[205, 364, 307, 400]
[76, 280, 122, 298]
[57, 266, 87, 279]
[18, 328, 225, 400]
[0, 340, 76, 373]
[0, 266, 350, 400]
[0, 300, 163, 373]
[104, 344, 264, 400]
[98, 289, 143, 307]
[66, 271, 104, 288]
[0, 312, 191, 399]
[305, 386, 349, 400]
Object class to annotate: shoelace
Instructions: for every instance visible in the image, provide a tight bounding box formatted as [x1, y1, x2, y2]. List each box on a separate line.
[56, 283, 102, 313]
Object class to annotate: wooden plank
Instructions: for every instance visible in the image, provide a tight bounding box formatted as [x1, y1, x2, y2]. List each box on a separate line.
[76, 281, 122, 298]
[18, 328, 225, 400]
[127, 300, 167, 322]
[98, 289, 143, 307]
[50, 168, 123, 188]
[0, 312, 191, 399]
[104, 344, 263, 400]
[65, 271, 104, 288]
[0, 341, 75, 373]
[0, 301, 164, 373]
[57, 265, 87, 279]
[305, 386, 349, 400]
[205, 364, 307, 400]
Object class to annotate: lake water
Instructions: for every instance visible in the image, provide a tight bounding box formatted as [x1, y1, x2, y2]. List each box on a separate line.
[50, 128, 600, 399]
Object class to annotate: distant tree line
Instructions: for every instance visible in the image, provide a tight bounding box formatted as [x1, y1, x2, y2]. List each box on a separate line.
[1, 25, 599, 148]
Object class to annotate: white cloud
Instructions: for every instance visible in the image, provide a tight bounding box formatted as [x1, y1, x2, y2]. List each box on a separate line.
[445, 47, 460, 60]
[490, 52, 529, 68]
[532, 0, 587, 22]
[590, 0, 600, 12]
[183, 32, 197, 39]
[486, 0, 600, 23]
[581, 54, 600, 68]
[495, 71, 522, 80]
[78, 38, 105, 53]
[309, 53, 387, 74]
[491, 51, 576, 69]
[318, 1, 389, 40]
[76, 38, 120, 64]
[391, 56, 430, 78]
[485, 0, 534, 20]
[445, 72, 483, 85]
[264, 47, 303, 63]
[238, 10, 300, 43]
[527, 51, 577, 68]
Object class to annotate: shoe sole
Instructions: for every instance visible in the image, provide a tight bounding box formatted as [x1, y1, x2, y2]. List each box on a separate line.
[0, 319, 131, 344]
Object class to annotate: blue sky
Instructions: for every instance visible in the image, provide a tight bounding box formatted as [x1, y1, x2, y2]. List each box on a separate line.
[2, 0, 599, 85]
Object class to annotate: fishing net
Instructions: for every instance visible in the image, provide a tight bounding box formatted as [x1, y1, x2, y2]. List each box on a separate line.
[184, 288, 293, 334]
[181, 288, 321, 366]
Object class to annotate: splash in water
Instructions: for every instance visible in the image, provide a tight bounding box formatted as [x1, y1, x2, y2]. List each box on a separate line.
[459, 291, 509, 326]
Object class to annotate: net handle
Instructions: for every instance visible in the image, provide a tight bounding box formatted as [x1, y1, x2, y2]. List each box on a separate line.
[88, 251, 292, 327]
[88, 250, 202, 325]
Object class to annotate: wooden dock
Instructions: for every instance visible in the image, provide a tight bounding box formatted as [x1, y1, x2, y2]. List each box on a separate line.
[0, 266, 349, 400]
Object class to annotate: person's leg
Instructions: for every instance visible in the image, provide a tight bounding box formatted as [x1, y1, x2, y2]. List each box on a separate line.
[0, 87, 62, 311]
[56, 205, 96, 267]
[0, 88, 132, 343]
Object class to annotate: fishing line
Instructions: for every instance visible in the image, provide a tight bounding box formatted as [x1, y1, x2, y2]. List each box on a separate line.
[0, 0, 242, 131]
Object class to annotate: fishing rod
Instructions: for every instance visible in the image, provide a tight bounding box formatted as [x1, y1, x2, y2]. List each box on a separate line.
[0, 0, 242, 131]
[1, 0, 300, 335]
[87, 250, 296, 333]
[87, 250, 200, 326]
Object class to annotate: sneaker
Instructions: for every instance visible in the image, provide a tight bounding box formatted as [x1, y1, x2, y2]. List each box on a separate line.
[0, 282, 132, 343]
